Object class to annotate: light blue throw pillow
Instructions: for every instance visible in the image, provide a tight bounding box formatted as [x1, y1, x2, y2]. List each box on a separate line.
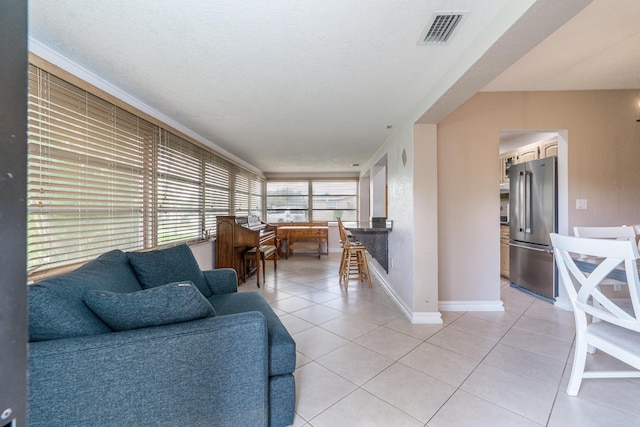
[82, 281, 215, 331]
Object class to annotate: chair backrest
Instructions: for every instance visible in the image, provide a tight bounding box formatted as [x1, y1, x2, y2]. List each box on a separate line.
[573, 226, 636, 261]
[627, 224, 640, 251]
[337, 217, 348, 246]
[573, 225, 636, 240]
[550, 233, 640, 332]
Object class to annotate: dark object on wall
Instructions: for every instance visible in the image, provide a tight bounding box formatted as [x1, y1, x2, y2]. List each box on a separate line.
[0, 0, 28, 425]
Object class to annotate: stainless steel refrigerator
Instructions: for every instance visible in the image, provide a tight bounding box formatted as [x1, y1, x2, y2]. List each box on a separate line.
[509, 156, 557, 300]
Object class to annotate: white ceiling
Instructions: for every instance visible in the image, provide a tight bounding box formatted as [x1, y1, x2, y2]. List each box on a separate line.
[28, 0, 640, 175]
[484, 0, 640, 91]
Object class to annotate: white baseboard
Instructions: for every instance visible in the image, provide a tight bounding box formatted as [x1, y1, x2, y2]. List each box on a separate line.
[439, 300, 505, 312]
[553, 296, 573, 311]
[368, 262, 443, 324]
[409, 311, 444, 324]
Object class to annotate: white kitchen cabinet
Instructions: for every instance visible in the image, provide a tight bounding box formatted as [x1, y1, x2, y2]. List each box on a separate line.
[540, 140, 558, 158]
[499, 150, 517, 183]
[516, 143, 539, 163]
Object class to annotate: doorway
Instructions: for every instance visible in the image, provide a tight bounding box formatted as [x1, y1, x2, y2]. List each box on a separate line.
[499, 129, 569, 306]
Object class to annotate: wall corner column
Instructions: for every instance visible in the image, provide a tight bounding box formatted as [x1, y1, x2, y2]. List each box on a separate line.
[412, 124, 441, 323]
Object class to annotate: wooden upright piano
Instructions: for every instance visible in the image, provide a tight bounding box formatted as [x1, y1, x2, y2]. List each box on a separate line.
[215, 215, 278, 286]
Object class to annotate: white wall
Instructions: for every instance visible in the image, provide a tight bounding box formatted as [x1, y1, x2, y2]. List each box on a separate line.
[191, 240, 215, 270]
[360, 123, 440, 323]
[371, 161, 387, 218]
[359, 173, 370, 223]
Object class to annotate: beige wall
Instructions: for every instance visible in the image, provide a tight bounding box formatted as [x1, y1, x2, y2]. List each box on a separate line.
[436, 89, 640, 305]
[413, 124, 439, 316]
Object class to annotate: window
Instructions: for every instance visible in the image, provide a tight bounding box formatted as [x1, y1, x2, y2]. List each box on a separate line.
[266, 180, 357, 223]
[266, 181, 309, 223]
[312, 180, 358, 222]
[27, 63, 265, 278]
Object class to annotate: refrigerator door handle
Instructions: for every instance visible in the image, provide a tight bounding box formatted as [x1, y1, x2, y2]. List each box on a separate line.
[518, 172, 525, 233]
[508, 242, 553, 254]
[524, 171, 532, 234]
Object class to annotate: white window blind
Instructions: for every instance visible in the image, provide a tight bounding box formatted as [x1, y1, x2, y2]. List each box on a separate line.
[28, 67, 149, 273]
[204, 156, 231, 236]
[27, 63, 265, 278]
[157, 131, 204, 245]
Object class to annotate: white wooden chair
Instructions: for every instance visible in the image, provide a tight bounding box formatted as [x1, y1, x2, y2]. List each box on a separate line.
[628, 224, 640, 251]
[550, 233, 640, 395]
[573, 225, 636, 241]
[572, 225, 636, 287]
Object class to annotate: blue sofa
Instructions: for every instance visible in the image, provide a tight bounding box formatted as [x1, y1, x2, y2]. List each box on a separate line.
[27, 244, 296, 427]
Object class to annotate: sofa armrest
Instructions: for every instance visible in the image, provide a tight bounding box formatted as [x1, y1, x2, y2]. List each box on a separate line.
[203, 268, 238, 294]
[28, 312, 268, 427]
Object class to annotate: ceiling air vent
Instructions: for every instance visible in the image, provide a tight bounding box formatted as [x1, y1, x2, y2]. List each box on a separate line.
[418, 11, 467, 45]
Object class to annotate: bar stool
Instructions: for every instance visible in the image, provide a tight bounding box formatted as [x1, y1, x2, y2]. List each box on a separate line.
[341, 240, 371, 288]
[337, 218, 372, 289]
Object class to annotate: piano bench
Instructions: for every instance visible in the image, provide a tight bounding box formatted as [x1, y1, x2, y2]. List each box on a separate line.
[243, 244, 277, 287]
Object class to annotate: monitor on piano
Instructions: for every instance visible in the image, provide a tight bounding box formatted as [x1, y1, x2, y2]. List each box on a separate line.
[215, 215, 278, 284]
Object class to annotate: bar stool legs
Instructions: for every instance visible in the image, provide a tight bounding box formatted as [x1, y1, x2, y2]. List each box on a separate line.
[340, 245, 372, 289]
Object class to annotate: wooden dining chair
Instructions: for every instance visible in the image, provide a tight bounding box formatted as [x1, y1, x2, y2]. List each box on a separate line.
[550, 233, 640, 395]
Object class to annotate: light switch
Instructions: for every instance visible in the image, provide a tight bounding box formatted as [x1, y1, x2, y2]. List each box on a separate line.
[576, 199, 588, 210]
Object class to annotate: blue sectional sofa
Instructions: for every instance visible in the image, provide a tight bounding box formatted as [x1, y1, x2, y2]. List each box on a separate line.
[27, 244, 296, 427]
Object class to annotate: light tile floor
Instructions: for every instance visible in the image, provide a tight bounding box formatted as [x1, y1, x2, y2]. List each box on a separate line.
[239, 253, 640, 426]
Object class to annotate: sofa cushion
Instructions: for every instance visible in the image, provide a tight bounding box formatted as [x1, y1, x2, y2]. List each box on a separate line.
[83, 281, 215, 331]
[127, 245, 212, 297]
[208, 292, 296, 376]
[28, 249, 143, 342]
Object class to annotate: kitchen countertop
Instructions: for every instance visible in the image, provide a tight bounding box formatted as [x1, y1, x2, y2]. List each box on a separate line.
[339, 220, 393, 231]
[344, 222, 392, 273]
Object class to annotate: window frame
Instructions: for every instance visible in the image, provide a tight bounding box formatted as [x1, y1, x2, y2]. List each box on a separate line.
[266, 179, 358, 223]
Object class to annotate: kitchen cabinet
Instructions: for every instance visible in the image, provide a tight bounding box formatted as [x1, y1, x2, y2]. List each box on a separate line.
[516, 144, 539, 163]
[500, 138, 558, 184]
[499, 151, 517, 184]
[500, 225, 510, 278]
[540, 140, 558, 158]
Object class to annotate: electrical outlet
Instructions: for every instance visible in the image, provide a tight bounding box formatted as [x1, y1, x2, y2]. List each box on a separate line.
[614, 284, 622, 291]
[576, 199, 588, 210]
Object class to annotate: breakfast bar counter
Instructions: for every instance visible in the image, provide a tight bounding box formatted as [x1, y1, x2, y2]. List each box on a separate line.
[344, 220, 393, 273]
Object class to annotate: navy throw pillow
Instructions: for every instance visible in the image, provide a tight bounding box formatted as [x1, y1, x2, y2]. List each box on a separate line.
[127, 244, 212, 297]
[82, 281, 215, 331]
[28, 249, 143, 342]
